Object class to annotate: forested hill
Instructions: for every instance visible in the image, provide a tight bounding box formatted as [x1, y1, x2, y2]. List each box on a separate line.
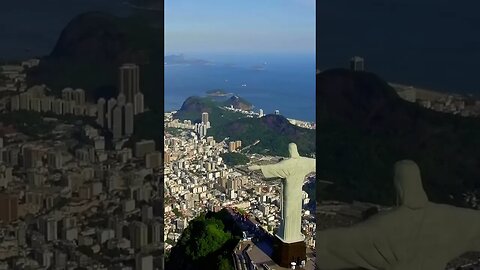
[316, 69, 480, 207]
[175, 96, 316, 157]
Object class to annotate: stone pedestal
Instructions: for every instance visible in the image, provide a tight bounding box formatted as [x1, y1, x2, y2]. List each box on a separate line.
[272, 235, 306, 268]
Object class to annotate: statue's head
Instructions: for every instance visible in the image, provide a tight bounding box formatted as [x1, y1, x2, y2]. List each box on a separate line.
[394, 160, 429, 209]
[288, 143, 300, 158]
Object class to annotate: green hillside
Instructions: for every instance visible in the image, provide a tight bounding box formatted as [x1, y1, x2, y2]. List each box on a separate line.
[174, 96, 316, 157]
[166, 209, 241, 270]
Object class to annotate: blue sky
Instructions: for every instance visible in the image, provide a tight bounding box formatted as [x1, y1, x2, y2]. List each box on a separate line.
[165, 0, 315, 55]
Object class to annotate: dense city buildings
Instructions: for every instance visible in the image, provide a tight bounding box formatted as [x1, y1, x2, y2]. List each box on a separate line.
[393, 83, 480, 117]
[164, 111, 316, 266]
[0, 61, 163, 269]
[9, 86, 95, 117]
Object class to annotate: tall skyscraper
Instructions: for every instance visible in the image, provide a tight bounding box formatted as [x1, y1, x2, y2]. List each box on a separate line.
[30, 98, 41, 112]
[19, 92, 30, 110]
[63, 100, 75, 115]
[259, 109, 264, 117]
[119, 63, 140, 103]
[148, 220, 162, 245]
[61, 88, 74, 101]
[201, 112, 209, 124]
[23, 147, 43, 169]
[17, 222, 27, 246]
[10, 95, 20, 111]
[52, 99, 63, 115]
[112, 105, 123, 139]
[141, 205, 153, 223]
[47, 151, 63, 170]
[41, 97, 53, 112]
[117, 93, 126, 107]
[124, 103, 134, 136]
[97, 98, 106, 127]
[229, 141, 236, 152]
[39, 216, 58, 241]
[0, 193, 18, 223]
[129, 221, 148, 250]
[134, 92, 144, 115]
[73, 89, 85, 105]
[107, 98, 117, 129]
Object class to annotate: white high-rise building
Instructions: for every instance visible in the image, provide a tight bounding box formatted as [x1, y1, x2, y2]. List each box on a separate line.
[107, 98, 117, 129]
[117, 93, 126, 106]
[19, 92, 30, 110]
[47, 151, 63, 170]
[201, 112, 209, 124]
[134, 92, 144, 115]
[73, 89, 85, 105]
[40, 97, 53, 112]
[124, 103, 134, 136]
[97, 98, 106, 127]
[129, 221, 148, 250]
[141, 205, 153, 223]
[119, 63, 140, 103]
[259, 109, 264, 117]
[39, 217, 57, 242]
[63, 100, 75, 115]
[52, 99, 63, 115]
[112, 105, 123, 139]
[10, 95, 20, 111]
[148, 220, 162, 244]
[30, 98, 41, 112]
[61, 88, 74, 101]
[135, 254, 153, 270]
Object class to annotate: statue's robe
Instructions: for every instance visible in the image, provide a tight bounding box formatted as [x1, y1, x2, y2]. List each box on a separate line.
[317, 160, 480, 270]
[259, 144, 315, 243]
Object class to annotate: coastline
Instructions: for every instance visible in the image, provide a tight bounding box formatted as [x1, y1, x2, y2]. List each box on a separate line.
[389, 82, 468, 100]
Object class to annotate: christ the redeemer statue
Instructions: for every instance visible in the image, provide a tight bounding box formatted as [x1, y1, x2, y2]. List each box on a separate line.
[317, 160, 480, 270]
[249, 143, 316, 243]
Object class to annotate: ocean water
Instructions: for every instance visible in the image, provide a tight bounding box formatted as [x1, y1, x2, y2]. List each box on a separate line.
[0, 0, 131, 61]
[165, 53, 316, 122]
[318, 0, 480, 95]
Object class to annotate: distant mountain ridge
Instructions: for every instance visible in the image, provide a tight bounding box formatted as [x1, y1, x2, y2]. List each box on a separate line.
[164, 54, 210, 65]
[27, 12, 162, 111]
[316, 69, 480, 206]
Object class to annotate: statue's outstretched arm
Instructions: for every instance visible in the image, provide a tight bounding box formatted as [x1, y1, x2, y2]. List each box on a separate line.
[249, 161, 290, 178]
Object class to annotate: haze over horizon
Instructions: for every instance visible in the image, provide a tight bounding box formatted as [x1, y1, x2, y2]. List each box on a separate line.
[165, 0, 315, 55]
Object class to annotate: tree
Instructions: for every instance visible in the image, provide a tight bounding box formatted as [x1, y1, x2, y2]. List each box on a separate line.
[218, 257, 233, 270]
[220, 153, 250, 166]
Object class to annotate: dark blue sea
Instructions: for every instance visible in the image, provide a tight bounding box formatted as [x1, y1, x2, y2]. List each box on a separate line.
[319, 0, 480, 95]
[165, 53, 316, 122]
